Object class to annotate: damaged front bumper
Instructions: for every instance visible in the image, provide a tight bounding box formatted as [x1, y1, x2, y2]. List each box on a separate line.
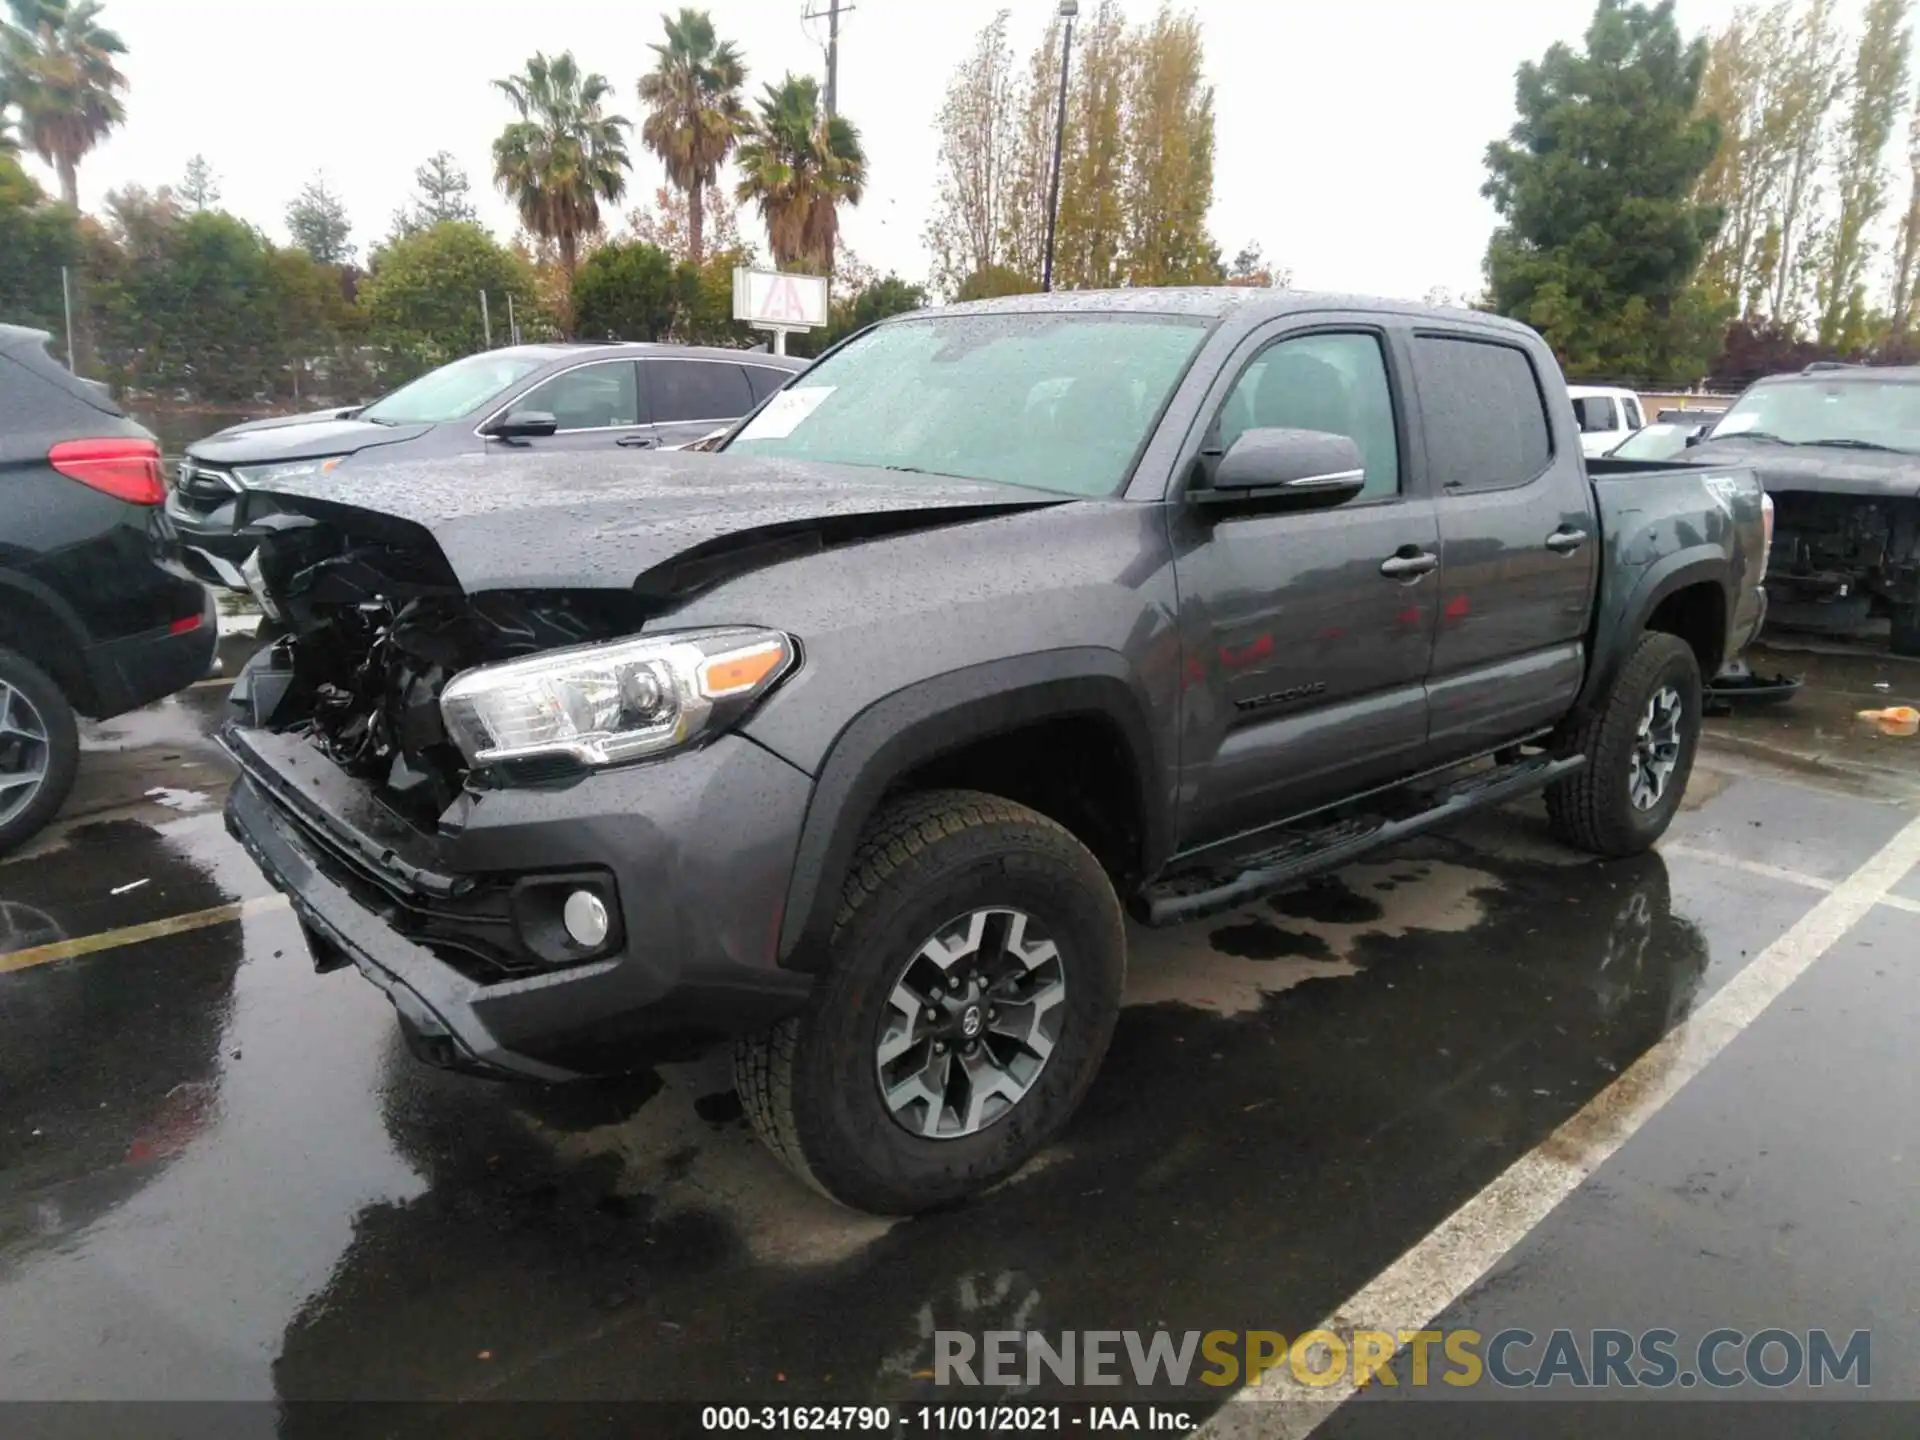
[222, 711, 818, 1083]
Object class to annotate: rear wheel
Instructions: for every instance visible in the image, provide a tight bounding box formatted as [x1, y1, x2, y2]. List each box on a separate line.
[735, 789, 1125, 1214]
[0, 647, 80, 857]
[1547, 632, 1702, 858]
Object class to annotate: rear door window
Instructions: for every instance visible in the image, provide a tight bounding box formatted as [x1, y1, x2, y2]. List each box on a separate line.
[1414, 335, 1554, 492]
[647, 360, 753, 424]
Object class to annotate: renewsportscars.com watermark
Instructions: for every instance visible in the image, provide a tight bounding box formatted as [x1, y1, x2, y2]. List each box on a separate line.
[933, 1328, 1872, 1391]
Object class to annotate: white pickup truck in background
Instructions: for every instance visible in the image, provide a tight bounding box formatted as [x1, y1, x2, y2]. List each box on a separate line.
[1568, 384, 1647, 457]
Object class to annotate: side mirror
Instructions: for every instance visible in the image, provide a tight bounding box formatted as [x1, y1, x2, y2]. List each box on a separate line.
[1684, 429, 1706, 448]
[484, 409, 558, 440]
[1192, 428, 1368, 511]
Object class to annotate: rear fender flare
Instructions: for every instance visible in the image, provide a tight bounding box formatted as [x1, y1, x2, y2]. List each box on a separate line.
[773, 648, 1168, 968]
[1576, 550, 1732, 715]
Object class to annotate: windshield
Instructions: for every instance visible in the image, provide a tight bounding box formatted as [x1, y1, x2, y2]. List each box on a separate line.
[726, 312, 1209, 496]
[1609, 423, 1692, 461]
[359, 350, 548, 425]
[1707, 377, 1920, 453]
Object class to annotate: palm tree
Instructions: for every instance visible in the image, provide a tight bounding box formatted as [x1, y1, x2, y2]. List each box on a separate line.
[734, 73, 865, 274]
[637, 8, 746, 267]
[492, 51, 631, 285]
[0, 0, 128, 207]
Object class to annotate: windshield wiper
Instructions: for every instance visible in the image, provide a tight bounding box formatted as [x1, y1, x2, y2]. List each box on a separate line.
[1803, 438, 1912, 453]
[1706, 430, 1796, 446]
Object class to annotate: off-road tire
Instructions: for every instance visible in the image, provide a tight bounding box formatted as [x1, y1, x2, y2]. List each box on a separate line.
[0, 646, 79, 857]
[735, 789, 1125, 1214]
[1547, 632, 1702, 858]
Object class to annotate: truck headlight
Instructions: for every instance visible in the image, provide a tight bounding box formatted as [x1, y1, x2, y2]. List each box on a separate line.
[439, 628, 795, 769]
[232, 456, 346, 488]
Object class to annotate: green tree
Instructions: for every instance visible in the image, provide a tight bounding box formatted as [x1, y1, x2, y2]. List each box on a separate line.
[925, 9, 1020, 299]
[1890, 97, 1920, 334]
[1483, 0, 1725, 381]
[0, 151, 78, 330]
[1763, 0, 1845, 326]
[1052, 0, 1130, 289]
[734, 72, 866, 273]
[1120, 4, 1218, 285]
[999, 13, 1061, 287]
[178, 152, 217, 211]
[954, 262, 1033, 300]
[492, 51, 631, 290]
[675, 243, 757, 346]
[1696, 3, 1797, 322]
[823, 273, 925, 344]
[637, 7, 746, 267]
[360, 220, 544, 380]
[390, 150, 477, 237]
[93, 205, 282, 401]
[1814, 0, 1910, 348]
[0, 0, 126, 207]
[285, 172, 354, 265]
[570, 238, 689, 341]
[626, 180, 749, 262]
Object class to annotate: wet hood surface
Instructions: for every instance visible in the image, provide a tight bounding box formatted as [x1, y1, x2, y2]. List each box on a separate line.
[188, 417, 432, 467]
[1686, 438, 1920, 499]
[248, 450, 1070, 593]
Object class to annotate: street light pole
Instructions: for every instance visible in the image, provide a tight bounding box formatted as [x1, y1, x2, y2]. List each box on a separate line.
[1041, 0, 1078, 294]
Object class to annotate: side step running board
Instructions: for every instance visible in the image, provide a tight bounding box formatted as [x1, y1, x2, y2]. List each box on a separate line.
[1138, 753, 1586, 927]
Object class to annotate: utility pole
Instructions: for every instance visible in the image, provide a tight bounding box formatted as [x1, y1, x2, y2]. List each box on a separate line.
[60, 265, 75, 371]
[1042, 1, 1079, 293]
[803, 0, 854, 115]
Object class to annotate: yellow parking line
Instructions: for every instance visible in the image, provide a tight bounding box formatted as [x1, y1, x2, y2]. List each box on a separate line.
[0, 894, 289, 974]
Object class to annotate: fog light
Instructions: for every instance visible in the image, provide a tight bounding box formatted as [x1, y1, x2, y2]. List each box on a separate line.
[562, 890, 610, 948]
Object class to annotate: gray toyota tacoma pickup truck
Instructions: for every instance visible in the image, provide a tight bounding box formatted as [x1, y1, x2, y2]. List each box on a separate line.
[213, 290, 1769, 1214]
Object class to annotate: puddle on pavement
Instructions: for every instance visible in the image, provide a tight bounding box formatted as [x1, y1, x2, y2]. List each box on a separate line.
[1124, 859, 1498, 1015]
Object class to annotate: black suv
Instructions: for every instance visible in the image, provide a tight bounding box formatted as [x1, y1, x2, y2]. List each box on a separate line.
[1687, 362, 1920, 649]
[0, 325, 216, 852]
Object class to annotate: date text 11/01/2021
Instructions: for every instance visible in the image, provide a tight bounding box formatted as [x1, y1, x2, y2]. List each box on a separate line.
[700, 1406, 1191, 1431]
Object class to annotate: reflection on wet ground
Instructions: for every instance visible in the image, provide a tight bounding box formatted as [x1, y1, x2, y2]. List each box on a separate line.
[2, 647, 1917, 1433]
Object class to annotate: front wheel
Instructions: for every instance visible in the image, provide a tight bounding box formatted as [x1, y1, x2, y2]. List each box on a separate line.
[1547, 632, 1702, 858]
[735, 789, 1125, 1214]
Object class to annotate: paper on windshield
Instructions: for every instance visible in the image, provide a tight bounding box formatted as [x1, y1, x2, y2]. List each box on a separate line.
[737, 385, 835, 441]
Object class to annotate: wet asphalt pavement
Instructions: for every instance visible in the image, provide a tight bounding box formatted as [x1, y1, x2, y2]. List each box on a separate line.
[3, 634, 1920, 1436]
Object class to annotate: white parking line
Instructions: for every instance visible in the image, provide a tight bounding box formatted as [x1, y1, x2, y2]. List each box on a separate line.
[1202, 810, 1920, 1439]
[1658, 842, 1835, 893]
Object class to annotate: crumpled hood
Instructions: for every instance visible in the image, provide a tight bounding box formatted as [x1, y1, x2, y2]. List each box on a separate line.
[1684, 439, 1920, 500]
[188, 416, 431, 466]
[245, 449, 1069, 594]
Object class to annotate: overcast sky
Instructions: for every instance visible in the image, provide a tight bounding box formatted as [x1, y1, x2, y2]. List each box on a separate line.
[45, 0, 1812, 300]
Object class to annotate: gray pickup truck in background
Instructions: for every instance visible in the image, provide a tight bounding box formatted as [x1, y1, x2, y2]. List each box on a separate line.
[208, 289, 1769, 1214]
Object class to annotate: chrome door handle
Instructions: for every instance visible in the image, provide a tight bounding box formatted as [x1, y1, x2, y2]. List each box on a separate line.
[1379, 551, 1439, 579]
[617, 434, 656, 449]
[1546, 528, 1588, 552]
